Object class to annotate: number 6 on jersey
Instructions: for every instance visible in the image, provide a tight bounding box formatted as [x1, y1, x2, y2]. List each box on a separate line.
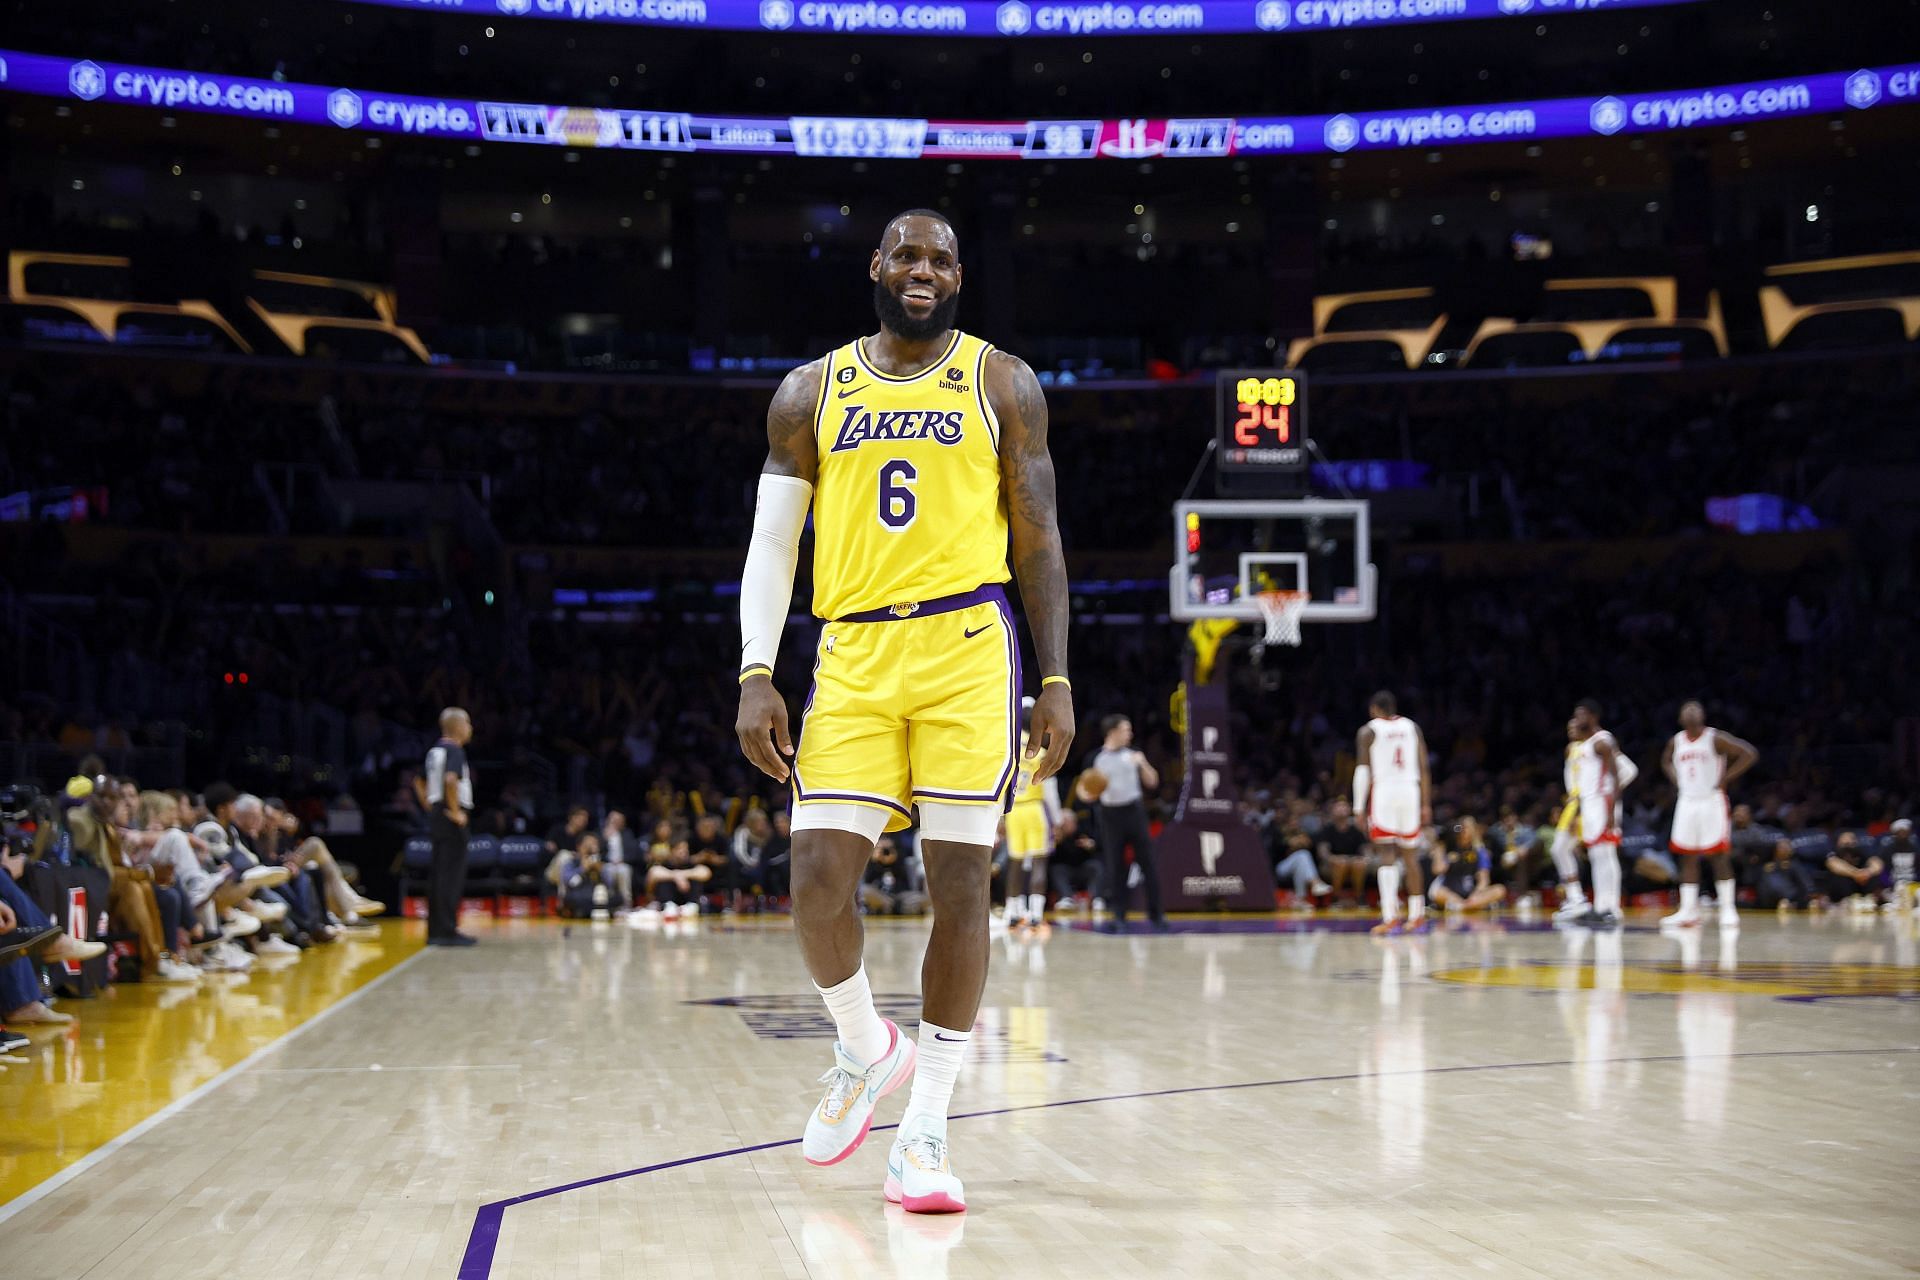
[879, 458, 917, 530]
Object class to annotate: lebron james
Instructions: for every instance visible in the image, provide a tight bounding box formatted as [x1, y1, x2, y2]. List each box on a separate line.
[735, 209, 1073, 1214]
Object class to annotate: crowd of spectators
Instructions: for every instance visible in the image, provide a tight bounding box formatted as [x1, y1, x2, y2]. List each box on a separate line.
[1, 762, 384, 1052]
[7, 348, 1912, 557]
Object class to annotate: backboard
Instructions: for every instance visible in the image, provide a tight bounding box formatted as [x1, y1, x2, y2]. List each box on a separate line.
[1169, 498, 1376, 625]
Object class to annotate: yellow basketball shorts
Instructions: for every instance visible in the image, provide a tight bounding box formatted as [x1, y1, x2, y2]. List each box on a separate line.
[1004, 802, 1050, 858]
[793, 584, 1020, 833]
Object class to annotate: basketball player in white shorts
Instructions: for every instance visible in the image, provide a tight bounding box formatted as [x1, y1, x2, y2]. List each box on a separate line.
[1567, 699, 1638, 928]
[1354, 690, 1432, 936]
[1660, 700, 1757, 930]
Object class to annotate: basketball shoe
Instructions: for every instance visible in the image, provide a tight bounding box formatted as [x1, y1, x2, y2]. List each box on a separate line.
[1660, 905, 1702, 929]
[885, 1117, 966, 1214]
[803, 1018, 916, 1167]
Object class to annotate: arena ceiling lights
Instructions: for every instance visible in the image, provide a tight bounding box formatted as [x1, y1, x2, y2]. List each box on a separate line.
[2, 48, 1913, 160]
[338, 0, 1696, 39]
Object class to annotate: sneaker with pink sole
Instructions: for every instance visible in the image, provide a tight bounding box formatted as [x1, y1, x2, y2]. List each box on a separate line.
[884, 1118, 966, 1214]
[802, 1018, 916, 1167]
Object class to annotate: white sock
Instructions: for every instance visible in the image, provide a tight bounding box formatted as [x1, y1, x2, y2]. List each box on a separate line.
[1716, 880, 1737, 915]
[1678, 882, 1700, 914]
[1378, 864, 1402, 921]
[1407, 893, 1426, 922]
[1028, 893, 1046, 918]
[900, 1019, 969, 1137]
[1590, 846, 1621, 915]
[815, 965, 890, 1066]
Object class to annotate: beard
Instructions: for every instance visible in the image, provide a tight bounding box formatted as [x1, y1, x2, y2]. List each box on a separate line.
[873, 279, 959, 342]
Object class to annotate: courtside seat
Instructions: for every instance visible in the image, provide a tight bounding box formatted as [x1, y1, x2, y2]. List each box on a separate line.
[398, 834, 434, 903]
[1286, 288, 1447, 372]
[1464, 277, 1726, 368]
[1759, 252, 1920, 351]
[496, 835, 549, 904]
[464, 835, 502, 901]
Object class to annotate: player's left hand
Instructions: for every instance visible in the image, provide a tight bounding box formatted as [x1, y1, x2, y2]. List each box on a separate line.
[1025, 684, 1075, 784]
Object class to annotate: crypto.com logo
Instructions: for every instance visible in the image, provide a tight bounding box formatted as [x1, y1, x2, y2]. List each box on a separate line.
[1844, 70, 1883, 109]
[1497, 0, 1532, 13]
[1323, 113, 1359, 152]
[69, 59, 107, 101]
[760, 0, 795, 27]
[497, 0, 534, 12]
[996, 1, 1032, 34]
[1589, 95, 1627, 135]
[327, 89, 364, 128]
[1254, 0, 1290, 29]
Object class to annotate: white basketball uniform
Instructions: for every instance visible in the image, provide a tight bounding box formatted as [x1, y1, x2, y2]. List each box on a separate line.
[1365, 716, 1423, 845]
[1668, 728, 1731, 853]
[1568, 730, 1623, 847]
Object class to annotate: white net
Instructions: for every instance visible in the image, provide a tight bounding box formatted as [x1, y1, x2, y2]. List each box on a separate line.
[1256, 590, 1309, 647]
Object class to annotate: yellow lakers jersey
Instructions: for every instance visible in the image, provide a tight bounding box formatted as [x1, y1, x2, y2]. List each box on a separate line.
[809, 330, 1010, 620]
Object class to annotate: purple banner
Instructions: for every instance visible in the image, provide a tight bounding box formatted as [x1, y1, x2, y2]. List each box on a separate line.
[340, 0, 1697, 38]
[2, 47, 1914, 159]
[1156, 668, 1276, 911]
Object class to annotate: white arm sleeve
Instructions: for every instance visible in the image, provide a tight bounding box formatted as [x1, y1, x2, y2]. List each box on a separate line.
[1352, 765, 1371, 814]
[738, 473, 813, 676]
[1615, 751, 1639, 791]
[1042, 776, 1062, 827]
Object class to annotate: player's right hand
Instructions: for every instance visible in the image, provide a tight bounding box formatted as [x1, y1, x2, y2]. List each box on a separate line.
[736, 675, 794, 783]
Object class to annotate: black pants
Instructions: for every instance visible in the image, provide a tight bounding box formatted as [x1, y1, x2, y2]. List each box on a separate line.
[428, 812, 471, 939]
[1098, 801, 1163, 924]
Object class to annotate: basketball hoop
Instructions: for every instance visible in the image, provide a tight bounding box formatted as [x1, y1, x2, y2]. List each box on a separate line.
[1255, 590, 1309, 648]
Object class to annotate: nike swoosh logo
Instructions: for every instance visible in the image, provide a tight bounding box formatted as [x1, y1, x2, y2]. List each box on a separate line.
[963, 624, 992, 639]
[837, 385, 870, 399]
[932, 1032, 968, 1042]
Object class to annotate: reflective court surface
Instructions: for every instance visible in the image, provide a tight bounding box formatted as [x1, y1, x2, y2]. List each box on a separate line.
[3, 911, 1917, 1279]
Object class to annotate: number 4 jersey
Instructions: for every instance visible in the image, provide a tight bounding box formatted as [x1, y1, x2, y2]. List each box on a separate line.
[809, 331, 1011, 621]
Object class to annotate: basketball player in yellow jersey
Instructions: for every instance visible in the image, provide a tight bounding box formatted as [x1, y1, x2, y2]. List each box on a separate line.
[735, 209, 1073, 1215]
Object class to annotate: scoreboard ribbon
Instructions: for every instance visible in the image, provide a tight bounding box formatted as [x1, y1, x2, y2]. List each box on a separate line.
[2, 48, 1915, 159]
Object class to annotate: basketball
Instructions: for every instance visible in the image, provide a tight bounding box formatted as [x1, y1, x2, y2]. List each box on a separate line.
[1075, 769, 1109, 801]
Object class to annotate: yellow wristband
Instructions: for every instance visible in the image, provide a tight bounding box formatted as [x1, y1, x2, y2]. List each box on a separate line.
[1040, 675, 1071, 690]
[738, 665, 773, 684]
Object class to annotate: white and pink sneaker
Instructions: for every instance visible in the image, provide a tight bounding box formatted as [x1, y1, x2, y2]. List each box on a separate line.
[802, 1019, 916, 1167]
[884, 1118, 966, 1214]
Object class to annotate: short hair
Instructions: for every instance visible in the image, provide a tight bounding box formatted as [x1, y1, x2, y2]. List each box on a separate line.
[1369, 689, 1397, 715]
[1101, 713, 1130, 737]
[1576, 697, 1603, 719]
[880, 208, 958, 253]
[1680, 698, 1704, 714]
[440, 706, 470, 731]
[234, 793, 264, 817]
[203, 781, 238, 812]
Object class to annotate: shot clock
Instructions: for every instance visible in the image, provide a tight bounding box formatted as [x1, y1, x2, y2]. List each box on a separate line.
[1215, 370, 1309, 472]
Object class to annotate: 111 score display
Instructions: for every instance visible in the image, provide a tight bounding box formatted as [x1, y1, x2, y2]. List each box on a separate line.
[1215, 370, 1309, 472]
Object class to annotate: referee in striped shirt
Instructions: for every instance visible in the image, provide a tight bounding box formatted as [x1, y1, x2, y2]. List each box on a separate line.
[423, 707, 478, 947]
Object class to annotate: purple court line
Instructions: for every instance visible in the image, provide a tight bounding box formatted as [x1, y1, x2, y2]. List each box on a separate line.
[455, 1044, 1919, 1278]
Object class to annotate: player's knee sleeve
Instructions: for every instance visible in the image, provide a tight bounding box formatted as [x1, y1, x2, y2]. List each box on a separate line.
[791, 803, 887, 844]
[917, 802, 1002, 848]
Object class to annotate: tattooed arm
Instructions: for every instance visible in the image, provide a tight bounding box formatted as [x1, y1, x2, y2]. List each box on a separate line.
[987, 349, 1075, 783]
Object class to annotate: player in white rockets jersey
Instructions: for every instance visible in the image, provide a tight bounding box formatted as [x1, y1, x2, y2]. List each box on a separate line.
[1659, 700, 1758, 931]
[1567, 698, 1638, 928]
[1354, 690, 1433, 936]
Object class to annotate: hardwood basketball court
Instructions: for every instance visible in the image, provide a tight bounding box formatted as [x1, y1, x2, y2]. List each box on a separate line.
[4, 912, 1917, 1279]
